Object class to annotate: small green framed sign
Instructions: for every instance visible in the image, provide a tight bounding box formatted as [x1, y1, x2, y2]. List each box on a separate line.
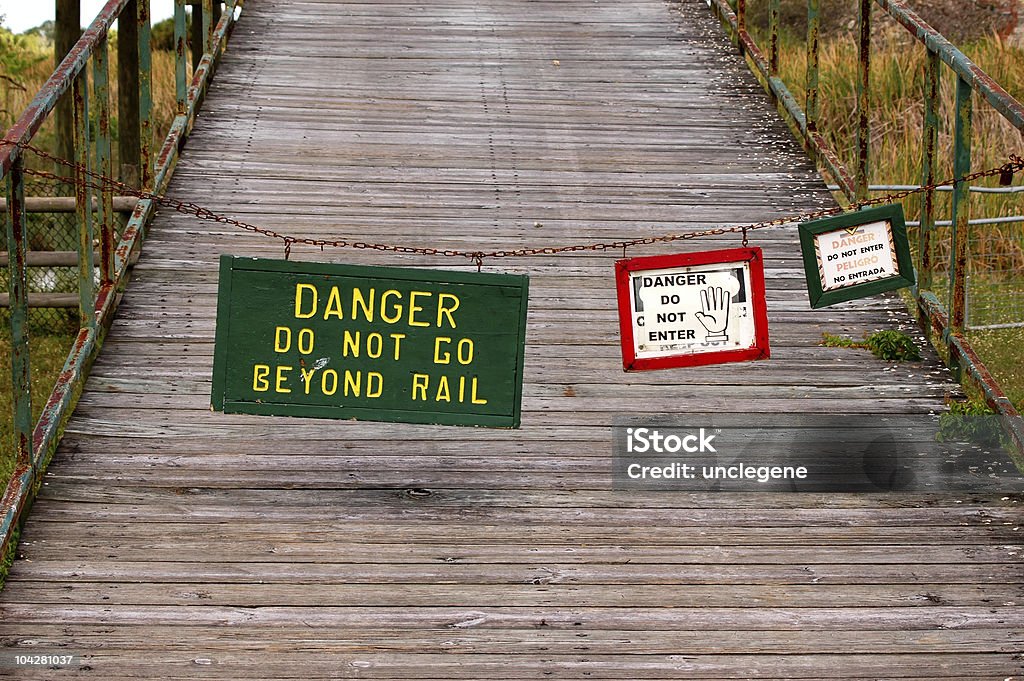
[798, 204, 915, 309]
[211, 256, 529, 428]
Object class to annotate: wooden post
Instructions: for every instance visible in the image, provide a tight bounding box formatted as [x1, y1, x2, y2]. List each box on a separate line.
[190, 1, 204, 73]
[55, 0, 80, 178]
[118, 0, 140, 187]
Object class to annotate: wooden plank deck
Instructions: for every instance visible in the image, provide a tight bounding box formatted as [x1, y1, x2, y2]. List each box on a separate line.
[3, 0, 1023, 677]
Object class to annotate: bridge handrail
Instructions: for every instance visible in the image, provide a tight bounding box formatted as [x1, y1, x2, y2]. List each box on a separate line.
[708, 0, 1024, 456]
[1, 0, 240, 565]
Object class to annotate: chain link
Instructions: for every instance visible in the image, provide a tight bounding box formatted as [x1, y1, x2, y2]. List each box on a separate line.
[4, 139, 1022, 264]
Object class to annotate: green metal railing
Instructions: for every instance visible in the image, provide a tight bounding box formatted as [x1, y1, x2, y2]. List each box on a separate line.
[1, 0, 239, 563]
[708, 0, 1024, 454]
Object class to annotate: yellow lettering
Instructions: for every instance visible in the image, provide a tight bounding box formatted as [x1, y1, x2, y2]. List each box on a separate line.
[367, 332, 383, 359]
[352, 287, 375, 322]
[457, 338, 474, 365]
[367, 372, 383, 398]
[435, 375, 451, 402]
[321, 369, 338, 395]
[294, 283, 317, 318]
[390, 333, 406, 360]
[380, 289, 403, 324]
[411, 373, 429, 400]
[437, 293, 460, 328]
[300, 367, 316, 394]
[471, 376, 487, 404]
[433, 336, 452, 364]
[252, 364, 270, 392]
[458, 375, 466, 402]
[323, 286, 344, 320]
[274, 326, 291, 353]
[344, 370, 361, 397]
[275, 365, 292, 394]
[408, 290, 432, 327]
[298, 328, 314, 355]
[343, 330, 360, 358]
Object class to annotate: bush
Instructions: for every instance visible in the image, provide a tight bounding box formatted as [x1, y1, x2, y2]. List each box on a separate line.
[151, 16, 191, 53]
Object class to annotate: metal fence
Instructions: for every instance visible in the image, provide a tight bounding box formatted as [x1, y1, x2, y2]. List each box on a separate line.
[1, 0, 239, 569]
[0, 178, 126, 332]
[708, 0, 1024, 456]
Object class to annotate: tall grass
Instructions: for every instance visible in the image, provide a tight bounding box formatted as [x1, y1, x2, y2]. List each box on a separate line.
[2, 35, 180, 174]
[774, 27, 1023, 219]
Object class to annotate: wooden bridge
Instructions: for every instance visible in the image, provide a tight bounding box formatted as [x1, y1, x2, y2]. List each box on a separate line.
[2, 0, 1024, 678]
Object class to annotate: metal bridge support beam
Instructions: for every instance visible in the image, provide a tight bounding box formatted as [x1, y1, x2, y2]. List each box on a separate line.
[855, 0, 871, 203]
[805, 0, 819, 134]
[138, 0, 154, 192]
[55, 0, 81, 182]
[949, 75, 974, 346]
[93, 35, 115, 287]
[72, 69, 96, 332]
[918, 50, 940, 294]
[118, 0, 140, 188]
[4, 162, 31, 472]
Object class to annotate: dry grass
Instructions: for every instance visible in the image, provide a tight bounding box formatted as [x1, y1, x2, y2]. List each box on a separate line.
[2, 33, 180, 172]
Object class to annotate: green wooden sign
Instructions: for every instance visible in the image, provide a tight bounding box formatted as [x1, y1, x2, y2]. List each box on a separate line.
[798, 204, 916, 309]
[211, 256, 529, 428]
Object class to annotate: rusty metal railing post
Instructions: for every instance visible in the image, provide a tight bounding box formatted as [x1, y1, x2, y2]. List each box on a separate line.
[203, 0, 215, 55]
[72, 70, 96, 331]
[175, 0, 188, 114]
[1, 0, 243, 587]
[805, 0, 820, 134]
[918, 48, 940, 293]
[93, 34, 115, 288]
[55, 0, 81, 191]
[191, 1, 205, 73]
[855, 0, 871, 203]
[118, 0, 140, 188]
[949, 75, 974, 336]
[736, 0, 746, 44]
[768, 0, 780, 77]
[4, 159, 31, 471]
[138, 0, 154, 193]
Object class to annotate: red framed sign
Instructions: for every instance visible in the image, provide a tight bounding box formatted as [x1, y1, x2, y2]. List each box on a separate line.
[615, 247, 770, 371]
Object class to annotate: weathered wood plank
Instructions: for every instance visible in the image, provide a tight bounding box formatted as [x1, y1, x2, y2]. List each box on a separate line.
[4, 602, 1024, 630]
[12, 533, 1023, 564]
[9, 560, 1024, 586]
[4, 624, 1023, 655]
[0, 651, 1021, 680]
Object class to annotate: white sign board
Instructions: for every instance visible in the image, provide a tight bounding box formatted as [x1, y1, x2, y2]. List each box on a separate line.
[814, 220, 900, 292]
[615, 248, 770, 371]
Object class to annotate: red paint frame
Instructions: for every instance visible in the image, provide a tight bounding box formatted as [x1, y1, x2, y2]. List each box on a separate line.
[615, 247, 770, 371]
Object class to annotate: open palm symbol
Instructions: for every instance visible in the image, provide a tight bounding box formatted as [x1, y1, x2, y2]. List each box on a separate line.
[696, 286, 730, 342]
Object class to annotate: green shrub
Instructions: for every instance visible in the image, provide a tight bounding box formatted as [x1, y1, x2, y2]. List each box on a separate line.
[821, 329, 922, 361]
[863, 330, 922, 361]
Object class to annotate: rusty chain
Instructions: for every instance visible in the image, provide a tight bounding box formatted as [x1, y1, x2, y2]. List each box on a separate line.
[4, 139, 1022, 264]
